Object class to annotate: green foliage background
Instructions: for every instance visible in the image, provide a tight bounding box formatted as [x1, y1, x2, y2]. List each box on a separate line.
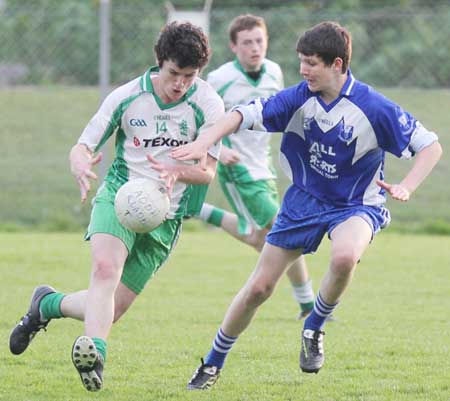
[1, 0, 450, 87]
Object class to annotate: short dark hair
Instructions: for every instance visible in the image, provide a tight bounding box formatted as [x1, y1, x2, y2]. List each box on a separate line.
[296, 21, 352, 73]
[228, 14, 268, 44]
[154, 21, 210, 70]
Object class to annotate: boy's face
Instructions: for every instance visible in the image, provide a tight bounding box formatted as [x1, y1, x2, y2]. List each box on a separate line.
[157, 59, 199, 103]
[230, 27, 268, 72]
[298, 53, 338, 93]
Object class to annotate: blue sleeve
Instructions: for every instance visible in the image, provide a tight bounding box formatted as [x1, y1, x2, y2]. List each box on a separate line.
[260, 85, 306, 132]
[365, 91, 417, 158]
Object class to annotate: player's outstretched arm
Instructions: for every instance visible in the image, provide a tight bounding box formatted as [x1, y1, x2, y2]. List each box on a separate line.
[171, 111, 243, 168]
[70, 143, 103, 203]
[377, 141, 442, 202]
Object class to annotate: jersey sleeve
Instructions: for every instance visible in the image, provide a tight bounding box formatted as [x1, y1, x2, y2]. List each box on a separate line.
[78, 80, 137, 152]
[197, 90, 225, 160]
[275, 63, 285, 90]
[234, 85, 299, 133]
[206, 69, 221, 92]
[370, 95, 439, 159]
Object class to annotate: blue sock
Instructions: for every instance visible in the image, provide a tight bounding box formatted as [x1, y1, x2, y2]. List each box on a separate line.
[204, 327, 238, 369]
[304, 292, 338, 331]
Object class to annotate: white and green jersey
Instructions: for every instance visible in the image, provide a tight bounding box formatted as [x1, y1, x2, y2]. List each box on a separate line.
[207, 58, 283, 183]
[78, 66, 224, 219]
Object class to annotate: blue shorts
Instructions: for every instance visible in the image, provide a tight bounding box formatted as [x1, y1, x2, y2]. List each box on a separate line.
[266, 185, 391, 254]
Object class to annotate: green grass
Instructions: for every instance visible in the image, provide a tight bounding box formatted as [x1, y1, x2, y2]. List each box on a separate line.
[1, 86, 449, 232]
[1, 228, 450, 401]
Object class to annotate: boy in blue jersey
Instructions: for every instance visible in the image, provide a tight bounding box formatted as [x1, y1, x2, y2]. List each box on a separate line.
[173, 21, 442, 389]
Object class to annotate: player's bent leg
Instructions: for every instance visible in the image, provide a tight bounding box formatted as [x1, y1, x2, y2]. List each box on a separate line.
[286, 257, 314, 318]
[60, 290, 87, 321]
[288, 259, 337, 322]
[242, 227, 268, 252]
[113, 282, 138, 323]
[58, 284, 137, 324]
[187, 243, 302, 390]
[322, 216, 372, 302]
[69, 234, 127, 391]
[220, 212, 268, 252]
[9, 285, 56, 355]
[222, 242, 302, 336]
[300, 216, 372, 374]
[72, 336, 104, 392]
[84, 233, 128, 339]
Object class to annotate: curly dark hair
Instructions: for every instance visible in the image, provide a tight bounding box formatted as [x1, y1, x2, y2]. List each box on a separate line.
[154, 21, 210, 70]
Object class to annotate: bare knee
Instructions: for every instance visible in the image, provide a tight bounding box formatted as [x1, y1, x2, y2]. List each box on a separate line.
[330, 249, 359, 276]
[92, 258, 122, 283]
[243, 281, 275, 307]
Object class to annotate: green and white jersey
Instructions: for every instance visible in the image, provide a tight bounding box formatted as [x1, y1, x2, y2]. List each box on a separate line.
[207, 58, 283, 183]
[78, 66, 224, 219]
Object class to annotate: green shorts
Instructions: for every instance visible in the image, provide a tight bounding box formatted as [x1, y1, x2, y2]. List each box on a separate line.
[85, 182, 182, 294]
[218, 172, 279, 236]
[184, 184, 209, 218]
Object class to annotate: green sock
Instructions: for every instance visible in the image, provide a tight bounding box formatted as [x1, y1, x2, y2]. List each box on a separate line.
[199, 203, 225, 227]
[300, 301, 314, 312]
[39, 293, 65, 320]
[207, 208, 225, 227]
[92, 337, 107, 362]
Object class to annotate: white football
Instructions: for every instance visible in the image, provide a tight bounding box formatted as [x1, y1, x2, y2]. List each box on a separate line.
[114, 178, 170, 233]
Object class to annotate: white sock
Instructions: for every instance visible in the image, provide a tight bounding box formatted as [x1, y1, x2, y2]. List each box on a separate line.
[292, 279, 314, 305]
[198, 203, 214, 222]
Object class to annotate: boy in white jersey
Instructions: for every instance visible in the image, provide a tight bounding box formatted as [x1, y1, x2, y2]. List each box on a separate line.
[197, 14, 318, 319]
[9, 22, 224, 392]
[173, 21, 442, 389]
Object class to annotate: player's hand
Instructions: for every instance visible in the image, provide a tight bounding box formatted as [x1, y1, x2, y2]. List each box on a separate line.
[171, 137, 209, 170]
[147, 154, 178, 196]
[219, 147, 240, 165]
[70, 144, 103, 203]
[376, 180, 410, 202]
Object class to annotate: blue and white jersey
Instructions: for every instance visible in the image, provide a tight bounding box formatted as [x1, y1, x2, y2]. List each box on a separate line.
[236, 71, 438, 207]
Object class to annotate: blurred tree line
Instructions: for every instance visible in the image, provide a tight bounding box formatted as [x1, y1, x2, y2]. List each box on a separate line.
[1, 0, 449, 87]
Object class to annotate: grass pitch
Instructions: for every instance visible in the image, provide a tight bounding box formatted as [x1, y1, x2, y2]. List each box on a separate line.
[1, 228, 449, 401]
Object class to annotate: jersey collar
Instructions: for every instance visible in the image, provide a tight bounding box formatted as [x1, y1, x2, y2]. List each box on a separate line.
[140, 66, 198, 109]
[340, 69, 356, 97]
[233, 58, 266, 87]
[312, 70, 356, 112]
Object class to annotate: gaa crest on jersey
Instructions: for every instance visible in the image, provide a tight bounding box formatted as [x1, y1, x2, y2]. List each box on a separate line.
[129, 118, 147, 127]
